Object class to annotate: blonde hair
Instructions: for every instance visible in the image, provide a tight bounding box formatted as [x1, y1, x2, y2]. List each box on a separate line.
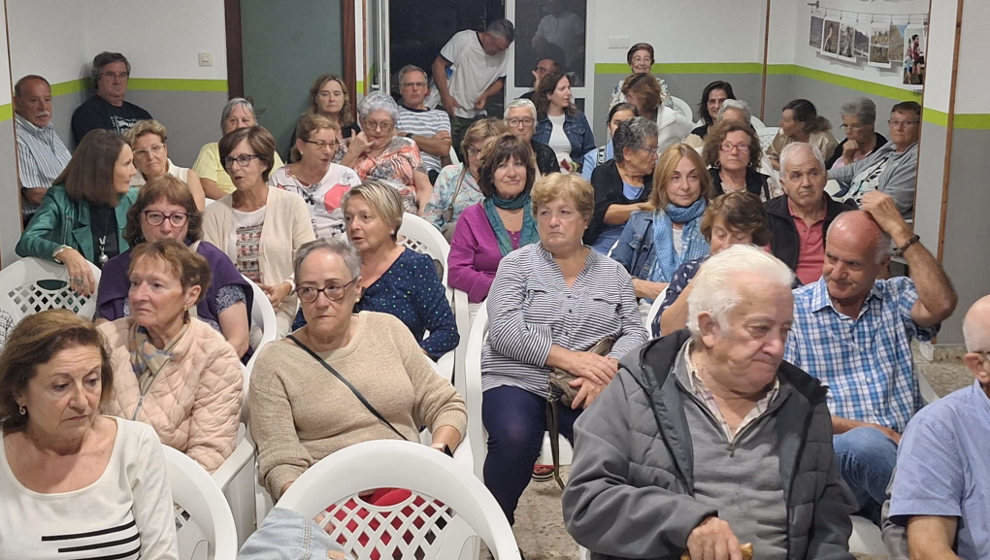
[646, 143, 713, 210]
[531, 172, 594, 221]
[124, 119, 167, 146]
[342, 180, 404, 240]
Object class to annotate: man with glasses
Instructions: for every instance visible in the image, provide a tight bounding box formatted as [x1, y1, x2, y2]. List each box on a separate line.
[784, 191, 957, 525]
[519, 58, 560, 101]
[504, 98, 560, 175]
[395, 65, 451, 183]
[71, 52, 152, 145]
[887, 294, 990, 559]
[13, 75, 71, 225]
[829, 101, 921, 219]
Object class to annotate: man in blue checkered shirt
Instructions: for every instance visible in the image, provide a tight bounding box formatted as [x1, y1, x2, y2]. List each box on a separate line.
[784, 190, 956, 524]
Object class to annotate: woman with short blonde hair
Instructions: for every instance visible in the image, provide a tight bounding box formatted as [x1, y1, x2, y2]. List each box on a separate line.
[125, 119, 206, 210]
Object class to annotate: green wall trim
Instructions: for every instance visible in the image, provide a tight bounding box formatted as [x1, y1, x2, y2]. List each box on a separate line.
[921, 107, 990, 130]
[766, 64, 921, 101]
[0, 104, 12, 122]
[356, 80, 365, 94]
[595, 62, 763, 75]
[51, 78, 228, 95]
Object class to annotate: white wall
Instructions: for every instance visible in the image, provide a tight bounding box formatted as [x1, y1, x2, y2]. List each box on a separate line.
[7, 1, 90, 84]
[953, 1, 990, 114]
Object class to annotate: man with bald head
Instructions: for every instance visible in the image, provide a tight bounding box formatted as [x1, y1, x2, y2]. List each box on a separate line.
[766, 142, 854, 284]
[887, 295, 990, 559]
[784, 190, 957, 523]
[13, 75, 71, 224]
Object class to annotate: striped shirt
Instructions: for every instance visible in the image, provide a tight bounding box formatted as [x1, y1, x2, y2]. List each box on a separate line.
[482, 243, 648, 398]
[15, 114, 71, 217]
[397, 105, 451, 174]
[784, 276, 937, 431]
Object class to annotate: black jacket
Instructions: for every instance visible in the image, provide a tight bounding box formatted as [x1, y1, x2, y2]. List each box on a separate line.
[531, 139, 561, 175]
[709, 167, 771, 201]
[765, 194, 854, 275]
[584, 159, 653, 245]
[824, 132, 888, 169]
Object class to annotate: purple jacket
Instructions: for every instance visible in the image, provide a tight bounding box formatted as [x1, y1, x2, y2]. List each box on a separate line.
[447, 204, 504, 303]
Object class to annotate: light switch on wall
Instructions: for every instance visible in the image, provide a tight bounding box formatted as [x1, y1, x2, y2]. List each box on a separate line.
[198, 52, 213, 67]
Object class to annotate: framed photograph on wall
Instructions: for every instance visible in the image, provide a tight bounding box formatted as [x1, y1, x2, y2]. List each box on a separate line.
[854, 26, 869, 59]
[809, 15, 824, 49]
[822, 19, 840, 56]
[902, 25, 925, 87]
[513, 0, 587, 88]
[869, 22, 890, 67]
[836, 23, 856, 61]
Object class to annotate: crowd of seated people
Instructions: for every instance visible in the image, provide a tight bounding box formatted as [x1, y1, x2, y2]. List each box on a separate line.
[1, 27, 970, 559]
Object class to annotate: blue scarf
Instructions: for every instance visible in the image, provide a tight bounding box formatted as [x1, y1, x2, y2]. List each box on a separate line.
[648, 199, 709, 282]
[483, 194, 539, 256]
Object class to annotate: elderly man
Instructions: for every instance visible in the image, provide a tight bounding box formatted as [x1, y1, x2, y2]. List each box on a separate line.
[784, 191, 957, 523]
[766, 142, 854, 285]
[563, 244, 854, 560]
[71, 51, 152, 145]
[432, 19, 514, 152]
[504, 99, 559, 176]
[395, 64, 451, 183]
[13, 75, 71, 224]
[825, 98, 887, 170]
[519, 57, 560, 101]
[828, 101, 920, 219]
[886, 295, 990, 560]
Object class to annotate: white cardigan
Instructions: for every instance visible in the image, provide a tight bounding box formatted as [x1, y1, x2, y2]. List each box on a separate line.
[201, 186, 315, 323]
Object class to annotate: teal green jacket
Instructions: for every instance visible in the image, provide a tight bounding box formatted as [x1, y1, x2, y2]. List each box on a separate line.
[16, 185, 139, 265]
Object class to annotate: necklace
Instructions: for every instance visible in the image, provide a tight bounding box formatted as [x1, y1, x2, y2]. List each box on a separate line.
[97, 236, 108, 266]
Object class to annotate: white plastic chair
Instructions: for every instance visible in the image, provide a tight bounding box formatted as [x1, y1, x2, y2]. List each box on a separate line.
[669, 95, 694, 124]
[243, 275, 277, 373]
[449, 145, 461, 166]
[211, 364, 258, 546]
[163, 445, 239, 560]
[749, 115, 767, 130]
[0, 257, 101, 322]
[276, 439, 521, 560]
[848, 514, 886, 556]
[399, 211, 451, 286]
[644, 287, 668, 334]
[452, 289, 473, 388]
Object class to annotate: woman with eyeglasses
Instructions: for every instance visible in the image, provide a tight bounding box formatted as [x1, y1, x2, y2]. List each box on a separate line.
[97, 176, 253, 359]
[202, 126, 316, 336]
[339, 92, 433, 215]
[269, 114, 361, 240]
[249, 238, 465, 501]
[702, 119, 770, 201]
[125, 120, 206, 211]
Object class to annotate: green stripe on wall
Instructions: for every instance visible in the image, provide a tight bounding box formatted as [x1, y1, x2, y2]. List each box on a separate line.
[51, 79, 88, 96]
[0, 104, 11, 122]
[766, 64, 921, 102]
[51, 78, 228, 94]
[356, 80, 365, 94]
[922, 107, 990, 130]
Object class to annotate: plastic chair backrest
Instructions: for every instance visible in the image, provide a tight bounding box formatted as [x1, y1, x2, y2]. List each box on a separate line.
[276, 439, 520, 560]
[645, 288, 667, 334]
[398, 212, 451, 286]
[163, 445, 239, 560]
[0, 257, 100, 322]
[243, 275, 277, 373]
[758, 126, 779, 151]
[749, 115, 767, 130]
[464, 303, 489, 479]
[669, 95, 694, 123]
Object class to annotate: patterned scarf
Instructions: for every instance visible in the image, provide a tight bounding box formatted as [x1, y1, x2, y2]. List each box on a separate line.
[483, 193, 539, 256]
[129, 319, 190, 394]
[649, 199, 709, 283]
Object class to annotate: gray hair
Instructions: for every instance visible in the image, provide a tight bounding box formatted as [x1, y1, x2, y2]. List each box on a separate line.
[357, 92, 400, 124]
[486, 19, 515, 43]
[840, 97, 877, 126]
[687, 244, 794, 335]
[717, 99, 752, 123]
[779, 141, 824, 174]
[293, 237, 361, 282]
[91, 51, 130, 83]
[505, 98, 537, 121]
[397, 64, 427, 86]
[612, 117, 659, 163]
[220, 97, 256, 130]
[826, 210, 892, 264]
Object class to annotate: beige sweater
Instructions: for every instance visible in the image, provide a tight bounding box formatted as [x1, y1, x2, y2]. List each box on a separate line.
[249, 311, 467, 499]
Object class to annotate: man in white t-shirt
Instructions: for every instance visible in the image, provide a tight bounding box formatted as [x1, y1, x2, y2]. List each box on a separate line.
[432, 19, 514, 155]
[396, 65, 452, 183]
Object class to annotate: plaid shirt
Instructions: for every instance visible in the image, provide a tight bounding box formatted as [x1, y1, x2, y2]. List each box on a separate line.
[784, 276, 937, 432]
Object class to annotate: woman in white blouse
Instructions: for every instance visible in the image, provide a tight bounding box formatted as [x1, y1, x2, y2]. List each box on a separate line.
[0, 310, 176, 559]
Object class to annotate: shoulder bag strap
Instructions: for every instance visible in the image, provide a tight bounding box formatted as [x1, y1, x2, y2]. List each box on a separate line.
[286, 334, 408, 441]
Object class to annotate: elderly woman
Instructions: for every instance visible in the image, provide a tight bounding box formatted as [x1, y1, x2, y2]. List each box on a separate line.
[766, 98, 837, 171]
[16, 129, 139, 296]
[339, 92, 432, 214]
[703, 119, 770, 200]
[0, 310, 177, 558]
[270, 114, 361, 240]
[250, 238, 466, 500]
[690, 80, 736, 141]
[202, 126, 316, 335]
[192, 98, 285, 200]
[608, 42, 670, 108]
[482, 173, 647, 524]
[504, 98, 560, 176]
[97, 176, 253, 358]
[581, 102, 637, 181]
[99, 239, 243, 472]
[448, 134, 539, 304]
[621, 73, 693, 154]
[425, 117, 509, 239]
[611, 144, 713, 301]
[339, 181, 457, 358]
[826, 97, 887, 169]
[533, 71, 595, 171]
[125, 119, 206, 210]
[654, 191, 771, 336]
[584, 117, 658, 253]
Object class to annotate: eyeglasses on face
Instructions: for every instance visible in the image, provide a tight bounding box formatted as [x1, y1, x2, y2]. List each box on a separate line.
[142, 210, 189, 227]
[720, 142, 751, 153]
[888, 119, 920, 128]
[364, 120, 394, 132]
[224, 154, 261, 168]
[507, 117, 535, 127]
[297, 278, 357, 303]
[102, 71, 129, 80]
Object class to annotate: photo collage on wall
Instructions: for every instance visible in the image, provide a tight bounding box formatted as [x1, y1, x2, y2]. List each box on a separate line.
[809, 11, 927, 89]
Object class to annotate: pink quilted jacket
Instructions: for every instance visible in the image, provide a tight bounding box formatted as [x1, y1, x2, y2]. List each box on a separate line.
[99, 317, 244, 472]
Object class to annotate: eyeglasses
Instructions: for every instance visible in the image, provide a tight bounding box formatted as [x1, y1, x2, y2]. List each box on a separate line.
[142, 210, 188, 227]
[302, 139, 340, 150]
[400, 81, 427, 89]
[720, 142, 751, 153]
[134, 143, 166, 158]
[297, 278, 357, 303]
[888, 119, 920, 128]
[364, 120, 394, 132]
[507, 118, 535, 127]
[224, 154, 261, 168]
[102, 71, 129, 80]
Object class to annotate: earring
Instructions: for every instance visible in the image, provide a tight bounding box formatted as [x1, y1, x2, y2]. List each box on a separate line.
[18, 404, 26, 416]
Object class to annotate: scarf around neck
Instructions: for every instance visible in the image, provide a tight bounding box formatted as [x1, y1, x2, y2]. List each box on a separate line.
[648, 198, 709, 282]
[483, 193, 539, 256]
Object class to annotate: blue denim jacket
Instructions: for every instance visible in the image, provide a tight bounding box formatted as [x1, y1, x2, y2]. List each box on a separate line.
[534, 111, 597, 164]
[239, 508, 352, 559]
[610, 210, 657, 279]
